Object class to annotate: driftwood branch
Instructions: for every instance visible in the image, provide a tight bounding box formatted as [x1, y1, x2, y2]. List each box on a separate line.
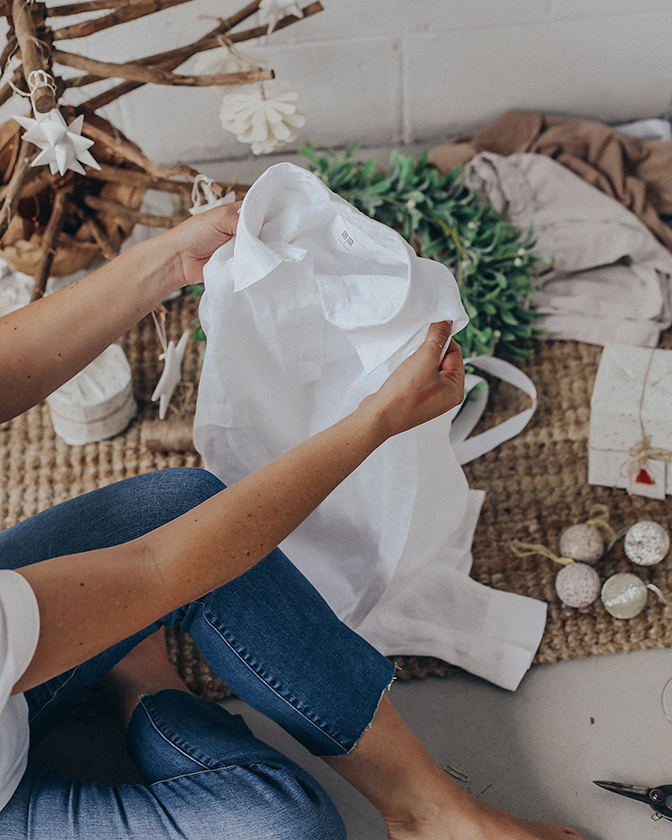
[84, 193, 186, 228]
[74, 0, 268, 111]
[31, 186, 71, 301]
[1, 166, 59, 201]
[228, 2, 324, 44]
[86, 163, 192, 195]
[52, 0, 194, 41]
[47, 0, 140, 18]
[80, 207, 119, 261]
[81, 120, 199, 181]
[0, 67, 26, 108]
[79, 0, 321, 110]
[0, 138, 35, 241]
[0, 0, 322, 287]
[85, 165, 248, 201]
[11, 0, 56, 113]
[0, 34, 17, 72]
[52, 49, 273, 87]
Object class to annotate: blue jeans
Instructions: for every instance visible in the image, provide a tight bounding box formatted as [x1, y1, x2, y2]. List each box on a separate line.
[0, 469, 394, 839]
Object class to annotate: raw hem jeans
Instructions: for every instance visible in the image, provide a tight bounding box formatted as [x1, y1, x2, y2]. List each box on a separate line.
[0, 468, 395, 839]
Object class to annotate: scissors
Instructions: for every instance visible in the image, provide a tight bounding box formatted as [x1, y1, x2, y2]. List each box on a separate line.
[593, 780, 672, 822]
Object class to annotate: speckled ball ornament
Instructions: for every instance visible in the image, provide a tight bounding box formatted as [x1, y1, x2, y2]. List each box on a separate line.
[624, 521, 669, 566]
[559, 523, 604, 565]
[601, 573, 649, 619]
[555, 562, 602, 608]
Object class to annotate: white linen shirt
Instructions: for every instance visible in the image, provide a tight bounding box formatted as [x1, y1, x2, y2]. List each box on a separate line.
[194, 163, 547, 690]
[0, 569, 40, 813]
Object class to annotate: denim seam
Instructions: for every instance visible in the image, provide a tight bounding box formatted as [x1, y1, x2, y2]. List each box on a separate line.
[199, 603, 347, 753]
[136, 697, 211, 770]
[27, 668, 79, 729]
[145, 761, 282, 789]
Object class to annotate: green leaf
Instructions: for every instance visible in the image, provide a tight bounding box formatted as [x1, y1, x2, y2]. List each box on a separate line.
[190, 144, 550, 362]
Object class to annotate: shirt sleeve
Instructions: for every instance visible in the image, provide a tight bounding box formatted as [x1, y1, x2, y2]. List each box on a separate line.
[0, 570, 40, 706]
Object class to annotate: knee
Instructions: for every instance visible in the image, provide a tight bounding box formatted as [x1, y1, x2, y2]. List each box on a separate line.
[106, 469, 226, 542]
[163, 468, 226, 503]
[152, 760, 346, 840]
[134, 468, 226, 519]
[225, 764, 346, 840]
[270, 767, 347, 840]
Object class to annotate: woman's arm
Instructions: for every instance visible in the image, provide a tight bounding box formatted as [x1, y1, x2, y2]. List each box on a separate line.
[0, 202, 240, 423]
[13, 324, 463, 695]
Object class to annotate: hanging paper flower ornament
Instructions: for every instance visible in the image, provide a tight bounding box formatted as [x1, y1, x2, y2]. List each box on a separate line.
[15, 110, 100, 176]
[192, 44, 269, 94]
[189, 174, 237, 215]
[219, 81, 305, 154]
[258, 0, 304, 33]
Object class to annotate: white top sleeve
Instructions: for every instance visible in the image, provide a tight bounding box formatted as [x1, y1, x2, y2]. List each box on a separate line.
[0, 569, 40, 813]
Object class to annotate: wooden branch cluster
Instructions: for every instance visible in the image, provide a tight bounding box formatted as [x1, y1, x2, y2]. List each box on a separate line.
[0, 0, 323, 298]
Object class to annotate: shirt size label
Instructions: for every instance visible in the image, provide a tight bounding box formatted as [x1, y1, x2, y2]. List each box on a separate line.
[330, 214, 373, 260]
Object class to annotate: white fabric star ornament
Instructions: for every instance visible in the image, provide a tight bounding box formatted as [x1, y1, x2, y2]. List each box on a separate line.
[219, 82, 305, 154]
[258, 0, 303, 32]
[15, 110, 100, 176]
[151, 330, 190, 419]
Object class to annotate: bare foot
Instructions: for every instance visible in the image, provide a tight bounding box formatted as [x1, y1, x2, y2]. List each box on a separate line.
[384, 785, 588, 840]
[325, 695, 589, 840]
[102, 627, 190, 726]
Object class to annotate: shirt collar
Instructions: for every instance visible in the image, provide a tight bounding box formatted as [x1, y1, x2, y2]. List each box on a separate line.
[224, 163, 468, 372]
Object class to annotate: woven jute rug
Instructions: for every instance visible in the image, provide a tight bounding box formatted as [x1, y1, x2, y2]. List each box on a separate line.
[3, 293, 672, 700]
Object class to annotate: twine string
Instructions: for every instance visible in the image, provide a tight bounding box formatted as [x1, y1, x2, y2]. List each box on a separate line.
[151, 306, 169, 355]
[509, 539, 574, 566]
[190, 174, 220, 211]
[586, 503, 619, 549]
[26, 69, 58, 115]
[215, 34, 268, 99]
[648, 583, 670, 605]
[624, 349, 672, 491]
[27, 69, 56, 95]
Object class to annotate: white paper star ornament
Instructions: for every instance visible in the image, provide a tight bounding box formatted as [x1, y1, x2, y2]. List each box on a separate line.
[15, 110, 100, 176]
[259, 0, 303, 32]
[151, 330, 190, 419]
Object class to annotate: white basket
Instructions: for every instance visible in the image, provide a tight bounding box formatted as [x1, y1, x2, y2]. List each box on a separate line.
[47, 344, 137, 445]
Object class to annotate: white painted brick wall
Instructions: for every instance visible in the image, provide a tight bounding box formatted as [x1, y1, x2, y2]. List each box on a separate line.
[0, 0, 671, 167]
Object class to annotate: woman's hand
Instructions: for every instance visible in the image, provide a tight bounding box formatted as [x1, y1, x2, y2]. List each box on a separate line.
[166, 200, 242, 288]
[0, 200, 241, 424]
[364, 321, 465, 439]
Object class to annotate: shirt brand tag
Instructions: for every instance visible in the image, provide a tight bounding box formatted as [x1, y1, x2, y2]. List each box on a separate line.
[331, 214, 372, 261]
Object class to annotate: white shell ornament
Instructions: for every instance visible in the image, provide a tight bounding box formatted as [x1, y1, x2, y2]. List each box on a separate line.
[624, 520, 670, 566]
[555, 562, 601, 608]
[559, 524, 603, 565]
[219, 81, 306, 154]
[601, 573, 649, 619]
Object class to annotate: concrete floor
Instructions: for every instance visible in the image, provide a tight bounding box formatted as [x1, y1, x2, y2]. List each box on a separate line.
[30, 645, 672, 840]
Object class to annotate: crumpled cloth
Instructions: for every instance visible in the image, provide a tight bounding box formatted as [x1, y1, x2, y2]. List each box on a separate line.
[460, 152, 672, 347]
[429, 110, 672, 252]
[194, 162, 548, 691]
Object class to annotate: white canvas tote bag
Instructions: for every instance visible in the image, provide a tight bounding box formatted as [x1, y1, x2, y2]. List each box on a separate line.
[194, 163, 546, 690]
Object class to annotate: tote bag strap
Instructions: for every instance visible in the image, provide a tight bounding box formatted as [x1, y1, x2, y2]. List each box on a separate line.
[450, 356, 537, 465]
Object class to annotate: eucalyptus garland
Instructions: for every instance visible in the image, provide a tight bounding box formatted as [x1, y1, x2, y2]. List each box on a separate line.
[299, 142, 549, 361]
[191, 143, 549, 361]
